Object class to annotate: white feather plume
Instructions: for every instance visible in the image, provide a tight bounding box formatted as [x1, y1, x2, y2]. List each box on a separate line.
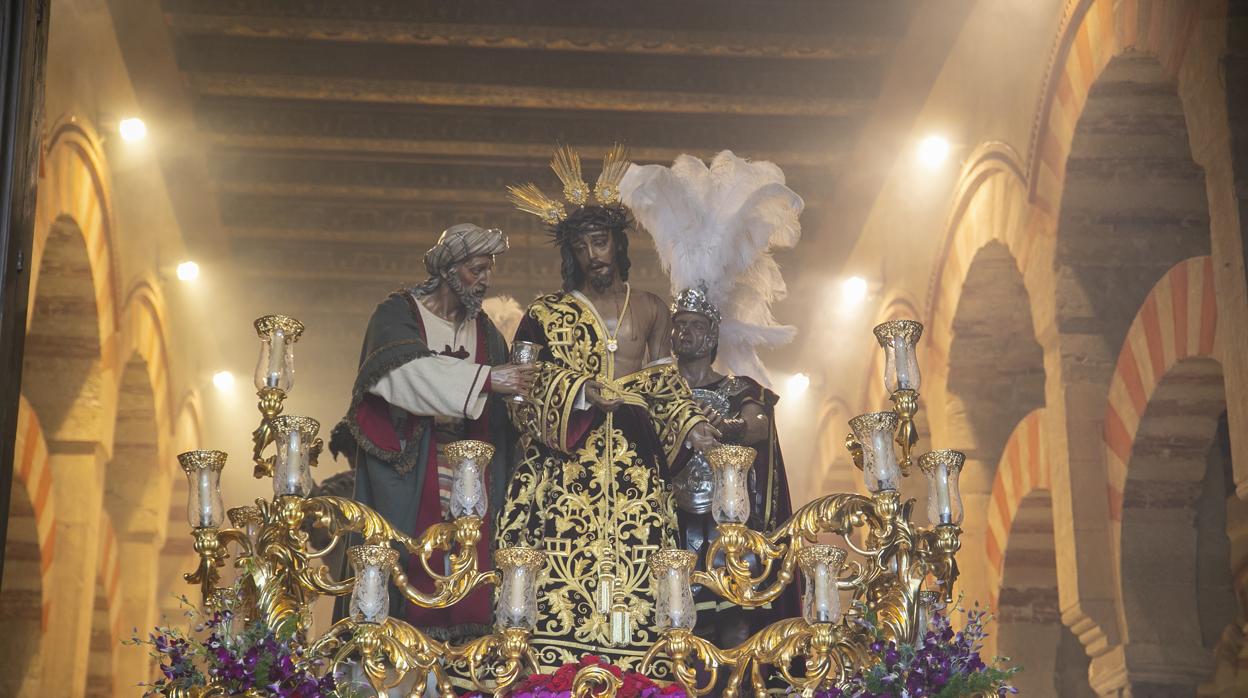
[482, 295, 524, 343]
[620, 150, 803, 385]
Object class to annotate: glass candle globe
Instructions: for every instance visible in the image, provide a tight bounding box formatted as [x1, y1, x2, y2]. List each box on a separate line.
[445, 439, 495, 519]
[495, 547, 546, 630]
[849, 412, 902, 493]
[179, 450, 227, 528]
[649, 549, 697, 631]
[227, 505, 263, 542]
[271, 415, 319, 497]
[873, 320, 923, 393]
[797, 544, 847, 625]
[708, 445, 756, 525]
[349, 544, 399, 624]
[918, 449, 966, 526]
[253, 315, 303, 391]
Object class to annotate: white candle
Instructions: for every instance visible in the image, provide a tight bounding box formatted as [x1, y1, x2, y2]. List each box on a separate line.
[279, 429, 303, 496]
[267, 329, 286, 388]
[197, 468, 216, 527]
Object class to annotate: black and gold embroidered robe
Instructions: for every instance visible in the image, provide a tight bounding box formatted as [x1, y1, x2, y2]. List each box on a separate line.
[497, 292, 707, 673]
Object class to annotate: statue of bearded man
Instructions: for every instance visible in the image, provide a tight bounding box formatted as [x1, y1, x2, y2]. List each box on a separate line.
[331, 223, 534, 640]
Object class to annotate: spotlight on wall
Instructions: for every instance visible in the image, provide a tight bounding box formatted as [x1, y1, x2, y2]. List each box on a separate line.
[212, 370, 235, 392]
[176, 261, 200, 282]
[917, 135, 950, 170]
[841, 276, 869, 308]
[786, 372, 811, 397]
[119, 117, 147, 142]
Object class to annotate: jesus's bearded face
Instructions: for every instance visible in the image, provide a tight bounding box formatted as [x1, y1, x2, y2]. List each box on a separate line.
[569, 227, 617, 292]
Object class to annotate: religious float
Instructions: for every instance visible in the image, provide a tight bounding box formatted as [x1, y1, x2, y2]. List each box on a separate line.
[137, 313, 1017, 697]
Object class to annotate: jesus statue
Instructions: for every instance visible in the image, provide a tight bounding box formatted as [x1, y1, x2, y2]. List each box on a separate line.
[497, 146, 719, 673]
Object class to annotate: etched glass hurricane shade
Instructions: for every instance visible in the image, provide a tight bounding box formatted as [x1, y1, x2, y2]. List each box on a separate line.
[709, 445, 755, 525]
[349, 545, 398, 624]
[650, 549, 697, 631]
[874, 320, 923, 393]
[798, 545, 847, 624]
[253, 315, 302, 391]
[918, 450, 966, 526]
[446, 440, 494, 519]
[495, 547, 546, 630]
[849, 412, 903, 492]
[179, 450, 226, 528]
[271, 415, 319, 497]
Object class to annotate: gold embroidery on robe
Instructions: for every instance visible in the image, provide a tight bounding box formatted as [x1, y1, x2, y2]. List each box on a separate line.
[498, 293, 707, 674]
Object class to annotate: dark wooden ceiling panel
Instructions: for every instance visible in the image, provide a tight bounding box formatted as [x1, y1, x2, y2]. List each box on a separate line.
[154, 0, 919, 331]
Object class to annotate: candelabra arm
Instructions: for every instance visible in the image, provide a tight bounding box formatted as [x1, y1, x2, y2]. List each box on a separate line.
[694, 492, 890, 607]
[646, 619, 850, 698]
[445, 626, 537, 694]
[183, 527, 251, 605]
[890, 389, 920, 474]
[251, 387, 286, 478]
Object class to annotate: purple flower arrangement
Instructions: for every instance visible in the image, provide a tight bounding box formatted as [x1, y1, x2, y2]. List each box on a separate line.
[798, 604, 1019, 698]
[129, 596, 348, 698]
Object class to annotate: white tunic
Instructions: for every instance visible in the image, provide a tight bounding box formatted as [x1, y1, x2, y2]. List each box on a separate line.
[369, 298, 492, 420]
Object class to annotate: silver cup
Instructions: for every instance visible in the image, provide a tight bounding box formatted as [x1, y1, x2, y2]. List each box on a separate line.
[509, 340, 542, 404]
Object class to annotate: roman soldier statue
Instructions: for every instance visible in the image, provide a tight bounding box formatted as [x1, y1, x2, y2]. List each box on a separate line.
[621, 150, 804, 646]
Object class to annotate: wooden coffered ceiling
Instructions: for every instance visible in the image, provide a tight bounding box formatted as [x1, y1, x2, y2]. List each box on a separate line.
[156, 0, 914, 318]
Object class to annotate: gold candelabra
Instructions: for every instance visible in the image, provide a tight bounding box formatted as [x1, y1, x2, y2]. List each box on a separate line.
[167, 314, 964, 698]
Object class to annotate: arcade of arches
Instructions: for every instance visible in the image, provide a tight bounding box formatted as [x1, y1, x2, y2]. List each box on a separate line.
[5, 1, 1248, 696]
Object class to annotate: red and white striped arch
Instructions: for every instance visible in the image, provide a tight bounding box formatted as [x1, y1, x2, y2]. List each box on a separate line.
[983, 409, 1052, 612]
[1029, 0, 1201, 214]
[28, 119, 120, 362]
[1103, 256, 1218, 523]
[12, 396, 57, 630]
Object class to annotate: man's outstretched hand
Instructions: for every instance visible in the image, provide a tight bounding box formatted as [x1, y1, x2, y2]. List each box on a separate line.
[490, 363, 537, 396]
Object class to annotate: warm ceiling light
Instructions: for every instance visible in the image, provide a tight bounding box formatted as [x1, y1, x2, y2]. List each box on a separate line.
[841, 276, 869, 307]
[119, 117, 147, 142]
[176, 261, 199, 281]
[917, 135, 950, 170]
[212, 370, 235, 392]
[786, 372, 811, 397]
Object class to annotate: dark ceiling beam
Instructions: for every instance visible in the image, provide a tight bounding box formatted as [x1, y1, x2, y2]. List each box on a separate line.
[207, 150, 834, 194]
[162, 0, 914, 38]
[189, 73, 869, 117]
[166, 13, 895, 60]
[173, 37, 882, 101]
[193, 97, 857, 158]
[205, 134, 845, 170]
[227, 237, 666, 286]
